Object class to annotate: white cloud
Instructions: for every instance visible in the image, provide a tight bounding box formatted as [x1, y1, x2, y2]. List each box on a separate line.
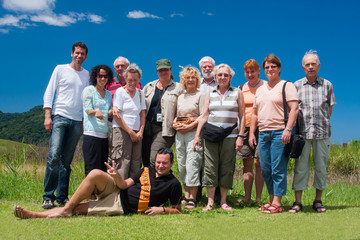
[170, 12, 183, 18]
[0, 0, 106, 33]
[203, 11, 214, 16]
[2, 0, 55, 13]
[0, 14, 28, 27]
[87, 14, 105, 24]
[30, 13, 76, 26]
[127, 10, 161, 19]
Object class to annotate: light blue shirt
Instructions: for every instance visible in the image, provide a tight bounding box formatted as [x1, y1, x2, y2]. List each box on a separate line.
[82, 85, 112, 137]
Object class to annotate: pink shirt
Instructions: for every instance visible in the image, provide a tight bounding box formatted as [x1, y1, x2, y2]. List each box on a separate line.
[254, 80, 298, 131]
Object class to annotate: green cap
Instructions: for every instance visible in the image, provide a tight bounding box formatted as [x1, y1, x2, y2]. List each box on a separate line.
[156, 59, 171, 70]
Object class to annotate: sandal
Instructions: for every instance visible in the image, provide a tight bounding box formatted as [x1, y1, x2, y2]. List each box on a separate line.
[263, 203, 283, 214]
[220, 203, 232, 211]
[181, 198, 189, 205]
[312, 200, 326, 213]
[257, 201, 271, 211]
[14, 205, 26, 219]
[202, 204, 213, 212]
[184, 199, 197, 209]
[288, 201, 303, 213]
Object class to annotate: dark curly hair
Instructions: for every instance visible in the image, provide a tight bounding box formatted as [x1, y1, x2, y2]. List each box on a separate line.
[90, 65, 114, 88]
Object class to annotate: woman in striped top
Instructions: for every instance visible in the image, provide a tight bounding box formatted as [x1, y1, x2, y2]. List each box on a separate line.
[193, 64, 245, 211]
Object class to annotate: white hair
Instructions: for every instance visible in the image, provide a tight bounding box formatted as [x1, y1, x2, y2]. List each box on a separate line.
[302, 50, 320, 66]
[113, 56, 130, 67]
[199, 56, 215, 68]
[123, 63, 142, 79]
[212, 63, 235, 79]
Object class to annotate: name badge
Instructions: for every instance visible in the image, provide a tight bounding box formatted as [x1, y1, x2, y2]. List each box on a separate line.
[156, 113, 162, 122]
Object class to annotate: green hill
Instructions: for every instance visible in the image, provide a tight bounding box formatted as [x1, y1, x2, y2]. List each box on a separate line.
[0, 106, 50, 144]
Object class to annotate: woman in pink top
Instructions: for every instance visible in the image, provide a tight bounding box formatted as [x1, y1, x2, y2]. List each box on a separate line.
[237, 59, 265, 206]
[249, 54, 299, 214]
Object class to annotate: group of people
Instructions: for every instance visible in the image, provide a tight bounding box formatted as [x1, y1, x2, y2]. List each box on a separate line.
[13, 42, 336, 219]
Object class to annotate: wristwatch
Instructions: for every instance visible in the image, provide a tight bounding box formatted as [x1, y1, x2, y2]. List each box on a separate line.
[285, 127, 292, 132]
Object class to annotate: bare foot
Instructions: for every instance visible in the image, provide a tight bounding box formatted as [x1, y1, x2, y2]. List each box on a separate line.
[47, 210, 72, 218]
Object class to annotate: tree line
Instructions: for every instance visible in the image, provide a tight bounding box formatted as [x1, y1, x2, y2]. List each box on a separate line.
[0, 106, 50, 144]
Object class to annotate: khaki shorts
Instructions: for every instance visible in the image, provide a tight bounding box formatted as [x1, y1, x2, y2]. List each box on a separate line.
[87, 175, 124, 216]
[236, 127, 259, 159]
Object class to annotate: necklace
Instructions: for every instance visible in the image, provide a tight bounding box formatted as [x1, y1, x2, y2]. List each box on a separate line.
[248, 79, 260, 88]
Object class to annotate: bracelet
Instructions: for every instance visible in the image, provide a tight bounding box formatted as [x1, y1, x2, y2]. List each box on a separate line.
[237, 135, 246, 138]
[285, 127, 292, 132]
[162, 206, 166, 214]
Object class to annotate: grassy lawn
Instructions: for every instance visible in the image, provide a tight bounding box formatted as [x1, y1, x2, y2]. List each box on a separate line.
[1, 139, 360, 239]
[1, 199, 360, 239]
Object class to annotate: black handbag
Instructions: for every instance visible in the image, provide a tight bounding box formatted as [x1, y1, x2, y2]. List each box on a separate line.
[202, 122, 238, 143]
[282, 81, 305, 158]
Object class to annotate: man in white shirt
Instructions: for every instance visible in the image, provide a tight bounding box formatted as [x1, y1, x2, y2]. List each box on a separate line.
[198, 56, 217, 93]
[42, 42, 89, 209]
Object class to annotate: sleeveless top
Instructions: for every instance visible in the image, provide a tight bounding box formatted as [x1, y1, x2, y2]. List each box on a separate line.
[208, 85, 239, 138]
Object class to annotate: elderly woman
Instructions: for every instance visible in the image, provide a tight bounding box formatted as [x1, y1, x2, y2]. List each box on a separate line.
[82, 65, 113, 175]
[173, 66, 205, 209]
[237, 59, 265, 206]
[194, 64, 245, 211]
[249, 54, 299, 214]
[142, 59, 182, 167]
[111, 64, 146, 179]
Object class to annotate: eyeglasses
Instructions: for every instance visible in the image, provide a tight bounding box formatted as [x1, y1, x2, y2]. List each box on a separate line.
[97, 74, 108, 79]
[264, 65, 278, 70]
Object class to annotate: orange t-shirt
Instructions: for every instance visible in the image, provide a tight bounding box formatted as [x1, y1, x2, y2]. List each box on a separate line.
[254, 80, 298, 131]
[241, 80, 266, 127]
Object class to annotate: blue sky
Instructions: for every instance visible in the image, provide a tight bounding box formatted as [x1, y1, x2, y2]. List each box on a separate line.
[0, 0, 359, 144]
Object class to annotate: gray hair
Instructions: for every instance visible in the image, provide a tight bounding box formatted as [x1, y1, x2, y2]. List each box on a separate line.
[113, 56, 130, 68]
[212, 63, 235, 79]
[302, 50, 320, 66]
[123, 63, 142, 79]
[199, 56, 215, 69]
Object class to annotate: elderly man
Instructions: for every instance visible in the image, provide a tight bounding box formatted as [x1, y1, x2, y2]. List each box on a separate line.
[142, 59, 182, 167]
[199, 56, 217, 93]
[106, 56, 142, 96]
[42, 42, 89, 209]
[289, 50, 336, 213]
[14, 148, 182, 219]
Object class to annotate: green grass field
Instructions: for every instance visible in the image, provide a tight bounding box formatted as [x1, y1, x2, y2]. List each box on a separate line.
[1, 139, 360, 239]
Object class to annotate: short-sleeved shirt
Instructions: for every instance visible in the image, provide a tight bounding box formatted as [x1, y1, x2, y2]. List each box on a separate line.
[294, 77, 336, 139]
[112, 88, 146, 131]
[176, 91, 205, 125]
[120, 167, 182, 214]
[254, 80, 298, 132]
[241, 80, 266, 127]
[199, 77, 218, 93]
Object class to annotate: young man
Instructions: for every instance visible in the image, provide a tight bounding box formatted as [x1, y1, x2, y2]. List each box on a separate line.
[42, 42, 89, 209]
[14, 148, 182, 218]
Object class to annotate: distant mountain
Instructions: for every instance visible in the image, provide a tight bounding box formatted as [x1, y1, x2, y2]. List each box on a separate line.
[0, 105, 50, 144]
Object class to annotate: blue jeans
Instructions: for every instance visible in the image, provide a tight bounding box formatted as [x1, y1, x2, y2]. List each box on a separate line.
[43, 115, 82, 203]
[258, 130, 289, 196]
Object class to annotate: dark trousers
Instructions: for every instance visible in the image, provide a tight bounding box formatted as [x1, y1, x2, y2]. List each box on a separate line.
[82, 135, 108, 176]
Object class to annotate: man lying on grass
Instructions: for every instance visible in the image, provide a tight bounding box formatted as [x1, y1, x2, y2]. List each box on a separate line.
[14, 148, 182, 219]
